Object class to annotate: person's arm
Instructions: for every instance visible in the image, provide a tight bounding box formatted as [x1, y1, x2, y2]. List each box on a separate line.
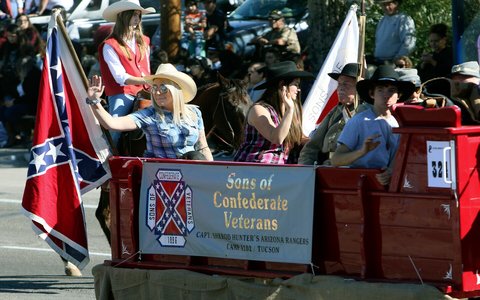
[196, 129, 213, 161]
[376, 165, 393, 186]
[248, 87, 295, 145]
[395, 14, 416, 58]
[330, 134, 381, 166]
[297, 113, 331, 165]
[37, 0, 48, 15]
[16, 0, 25, 14]
[87, 75, 138, 131]
[103, 44, 148, 86]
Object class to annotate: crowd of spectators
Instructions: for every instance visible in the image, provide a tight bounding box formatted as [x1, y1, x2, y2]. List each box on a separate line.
[0, 13, 43, 147]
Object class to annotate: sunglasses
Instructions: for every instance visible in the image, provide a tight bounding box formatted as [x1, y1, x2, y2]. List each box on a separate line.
[152, 84, 169, 94]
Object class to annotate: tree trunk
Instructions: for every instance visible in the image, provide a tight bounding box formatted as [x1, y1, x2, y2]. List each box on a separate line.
[160, 0, 182, 59]
[307, 1, 352, 73]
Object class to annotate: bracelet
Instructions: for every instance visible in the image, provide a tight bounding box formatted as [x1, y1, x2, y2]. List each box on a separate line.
[86, 98, 100, 105]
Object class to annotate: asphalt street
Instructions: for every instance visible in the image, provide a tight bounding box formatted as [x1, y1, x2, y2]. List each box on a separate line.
[0, 148, 111, 299]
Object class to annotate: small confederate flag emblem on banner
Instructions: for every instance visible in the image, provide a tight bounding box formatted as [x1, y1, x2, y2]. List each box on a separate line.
[21, 12, 111, 269]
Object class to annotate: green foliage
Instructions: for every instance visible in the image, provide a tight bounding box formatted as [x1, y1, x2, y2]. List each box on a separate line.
[362, 0, 452, 66]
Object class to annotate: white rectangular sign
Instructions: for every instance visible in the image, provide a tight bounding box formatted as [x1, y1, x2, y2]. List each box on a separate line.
[426, 141, 453, 188]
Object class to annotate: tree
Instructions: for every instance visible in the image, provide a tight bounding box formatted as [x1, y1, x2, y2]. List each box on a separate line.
[306, 0, 352, 72]
[306, 0, 454, 73]
[160, 0, 182, 60]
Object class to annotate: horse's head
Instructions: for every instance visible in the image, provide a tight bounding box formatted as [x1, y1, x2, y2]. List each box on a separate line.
[189, 72, 252, 154]
[217, 72, 251, 110]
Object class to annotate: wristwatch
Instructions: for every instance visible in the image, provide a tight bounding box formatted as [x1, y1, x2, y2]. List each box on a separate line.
[86, 98, 100, 105]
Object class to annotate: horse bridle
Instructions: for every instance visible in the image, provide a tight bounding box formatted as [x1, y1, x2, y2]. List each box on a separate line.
[207, 88, 238, 150]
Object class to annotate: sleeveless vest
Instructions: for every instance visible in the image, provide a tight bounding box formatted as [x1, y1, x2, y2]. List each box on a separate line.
[99, 36, 150, 96]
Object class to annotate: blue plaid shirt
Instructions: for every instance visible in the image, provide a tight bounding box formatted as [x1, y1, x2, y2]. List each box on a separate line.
[128, 106, 204, 158]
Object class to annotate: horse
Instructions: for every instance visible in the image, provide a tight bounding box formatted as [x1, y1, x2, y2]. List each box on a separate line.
[190, 73, 251, 154]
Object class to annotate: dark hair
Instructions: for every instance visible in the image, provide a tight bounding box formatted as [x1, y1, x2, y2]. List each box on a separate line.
[259, 77, 303, 148]
[429, 23, 448, 38]
[186, 0, 198, 5]
[6, 24, 19, 34]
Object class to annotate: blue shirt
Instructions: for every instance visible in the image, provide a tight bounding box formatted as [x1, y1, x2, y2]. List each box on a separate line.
[374, 13, 416, 61]
[337, 108, 399, 169]
[129, 106, 204, 158]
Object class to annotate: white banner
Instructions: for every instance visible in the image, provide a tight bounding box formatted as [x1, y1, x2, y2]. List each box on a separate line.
[302, 5, 359, 137]
[139, 162, 316, 264]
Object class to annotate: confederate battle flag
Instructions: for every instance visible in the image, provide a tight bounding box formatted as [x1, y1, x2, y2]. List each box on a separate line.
[21, 12, 111, 269]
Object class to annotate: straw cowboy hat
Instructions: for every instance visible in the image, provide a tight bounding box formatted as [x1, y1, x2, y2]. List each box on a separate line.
[255, 61, 314, 90]
[356, 65, 415, 104]
[328, 63, 359, 81]
[102, 0, 156, 22]
[144, 64, 197, 102]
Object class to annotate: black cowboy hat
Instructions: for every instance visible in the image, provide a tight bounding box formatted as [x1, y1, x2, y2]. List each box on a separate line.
[328, 63, 359, 80]
[254, 61, 314, 90]
[356, 65, 415, 104]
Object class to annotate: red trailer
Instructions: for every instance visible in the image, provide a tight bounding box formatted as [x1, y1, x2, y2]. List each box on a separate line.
[103, 105, 480, 298]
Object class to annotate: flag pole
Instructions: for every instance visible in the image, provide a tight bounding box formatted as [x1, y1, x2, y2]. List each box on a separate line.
[358, 0, 366, 79]
[55, 11, 119, 156]
[351, 0, 366, 112]
[55, 13, 88, 89]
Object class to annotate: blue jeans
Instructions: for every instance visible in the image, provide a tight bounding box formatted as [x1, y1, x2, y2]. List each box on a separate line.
[180, 31, 206, 57]
[108, 93, 135, 148]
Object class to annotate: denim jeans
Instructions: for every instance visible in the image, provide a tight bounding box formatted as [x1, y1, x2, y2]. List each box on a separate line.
[180, 31, 206, 57]
[108, 93, 135, 147]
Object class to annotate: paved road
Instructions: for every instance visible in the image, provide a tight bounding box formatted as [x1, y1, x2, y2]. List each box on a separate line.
[0, 148, 111, 299]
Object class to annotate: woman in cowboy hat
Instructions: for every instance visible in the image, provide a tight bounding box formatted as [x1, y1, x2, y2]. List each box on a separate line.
[331, 65, 415, 185]
[86, 64, 213, 161]
[234, 61, 313, 164]
[98, 0, 156, 148]
[299, 63, 371, 165]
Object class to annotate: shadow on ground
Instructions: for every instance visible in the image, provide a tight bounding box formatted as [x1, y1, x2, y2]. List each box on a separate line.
[0, 148, 30, 168]
[0, 275, 95, 295]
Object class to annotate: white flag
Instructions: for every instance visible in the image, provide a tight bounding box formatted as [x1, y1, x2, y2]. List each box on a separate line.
[302, 5, 359, 137]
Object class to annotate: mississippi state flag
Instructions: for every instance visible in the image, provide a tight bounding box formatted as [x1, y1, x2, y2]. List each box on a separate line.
[302, 5, 359, 137]
[21, 12, 111, 269]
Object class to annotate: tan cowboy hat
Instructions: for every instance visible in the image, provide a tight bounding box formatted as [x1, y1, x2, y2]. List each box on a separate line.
[102, 0, 155, 22]
[144, 64, 197, 102]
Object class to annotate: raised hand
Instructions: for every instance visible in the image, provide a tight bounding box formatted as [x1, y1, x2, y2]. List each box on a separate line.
[87, 75, 105, 101]
[280, 85, 295, 112]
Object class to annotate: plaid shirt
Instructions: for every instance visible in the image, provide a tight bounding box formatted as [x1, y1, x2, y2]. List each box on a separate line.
[129, 106, 203, 158]
[234, 103, 287, 164]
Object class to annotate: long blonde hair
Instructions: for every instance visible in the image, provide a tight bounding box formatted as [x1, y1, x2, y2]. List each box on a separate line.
[110, 10, 148, 60]
[151, 79, 197, 125]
